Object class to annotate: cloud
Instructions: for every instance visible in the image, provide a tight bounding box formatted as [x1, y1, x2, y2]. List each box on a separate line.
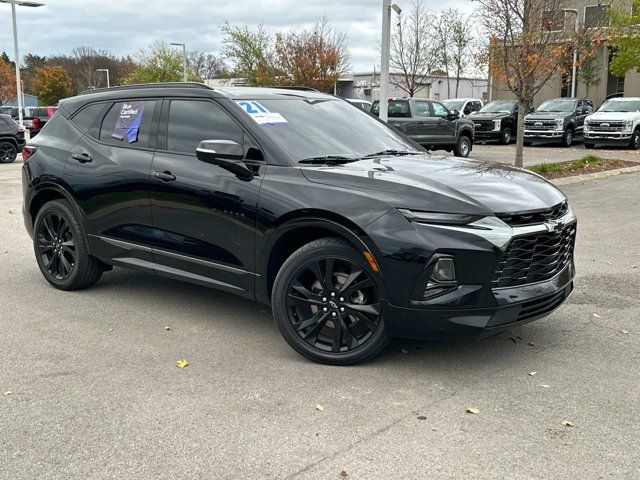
[0, 0, 470, 72]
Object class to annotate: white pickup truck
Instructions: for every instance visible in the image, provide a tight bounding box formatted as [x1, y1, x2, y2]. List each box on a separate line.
[584, 97, 640, 149]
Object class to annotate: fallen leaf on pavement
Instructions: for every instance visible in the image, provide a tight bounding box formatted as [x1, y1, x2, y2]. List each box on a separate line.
[176, 359, 189, 368]
[340, 470, 348, 477]
[631, 265, 638, 269]
[164, 325, 171, 331]
[4, 390, 12, 396]
[541, 384, 550, 388]
[8, 210, 13, 214]
[592, 313, 601, 318]
[561, 421, 574, 427]
[529, 371, 538, 376]
[465, 407, 480, 414]
[620, 330, 629, 335]
[315, 404, 324, 412]
[528, 342, 536, 347]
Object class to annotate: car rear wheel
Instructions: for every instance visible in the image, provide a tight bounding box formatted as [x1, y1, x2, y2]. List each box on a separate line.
[454, 135, 471, 158]
[0, 141, 17, 163]
[33, 200, 103, 290]
[272, 238, 390, 365]
[629, 130, 640, 149]
[499, 127, 512, 145]
[561, 128, 573, 148]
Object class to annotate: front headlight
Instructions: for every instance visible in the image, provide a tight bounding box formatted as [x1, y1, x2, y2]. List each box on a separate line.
[398, 209, 483, 225]
[493, 119, 502, 131]
[624, 120, 633, 131]
[584, 120, 590, 132]
[555, 118, 564, 130]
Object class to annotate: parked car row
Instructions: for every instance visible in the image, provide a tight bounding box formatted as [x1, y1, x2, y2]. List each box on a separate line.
[0, 105, 58, 138]
[0, 113, 26, 163]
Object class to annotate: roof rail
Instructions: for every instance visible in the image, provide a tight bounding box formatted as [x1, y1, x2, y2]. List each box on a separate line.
[78, 82, 213, 96]
[270, 86, 319, 92]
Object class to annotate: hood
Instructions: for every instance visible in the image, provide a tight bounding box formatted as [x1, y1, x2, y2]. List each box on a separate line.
[468, 112, 512, 121]
[300, 155, 565, 215]
[526, 111, 569, 120]
[587, 111, 640, 121]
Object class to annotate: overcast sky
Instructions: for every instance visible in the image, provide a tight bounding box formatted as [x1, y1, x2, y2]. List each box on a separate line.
[0, 0, 472, 72]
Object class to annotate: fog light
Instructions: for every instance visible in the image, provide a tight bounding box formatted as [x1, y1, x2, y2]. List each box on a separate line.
[431, 257, 456, 283]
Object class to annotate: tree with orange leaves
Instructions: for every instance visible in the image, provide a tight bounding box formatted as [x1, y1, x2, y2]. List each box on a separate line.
[31, 66, 72, 105]
[476, 0, 600, 166]
[0, 59, 17, 104]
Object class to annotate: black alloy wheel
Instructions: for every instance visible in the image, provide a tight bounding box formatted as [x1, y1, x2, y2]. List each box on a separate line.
[0, 142, 17, 163]
[37, 211, 75, 281]
[272, 238, 389, 365]
[500, 127, 512, 145]
[33, 200, 103, 290]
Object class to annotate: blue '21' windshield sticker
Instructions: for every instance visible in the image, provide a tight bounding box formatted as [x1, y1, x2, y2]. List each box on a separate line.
[111, 102, 145, 143]
[235, 100, 288, 125]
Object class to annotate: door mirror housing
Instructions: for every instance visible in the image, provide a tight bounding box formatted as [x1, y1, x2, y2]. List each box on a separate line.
[196, 140, 254, 181]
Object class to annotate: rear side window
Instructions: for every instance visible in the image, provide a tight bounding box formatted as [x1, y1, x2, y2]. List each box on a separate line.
[99, 100, 157, 148]
[71, 103, 104, 133]
[166, 100, 243, 154]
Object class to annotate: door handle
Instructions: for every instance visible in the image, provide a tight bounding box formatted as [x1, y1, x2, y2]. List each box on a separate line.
[153, 171, 176, 182]
[71, 152, 92, 163]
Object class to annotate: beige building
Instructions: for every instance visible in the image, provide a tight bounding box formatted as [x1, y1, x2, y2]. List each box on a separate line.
[490, 0, 639, 107]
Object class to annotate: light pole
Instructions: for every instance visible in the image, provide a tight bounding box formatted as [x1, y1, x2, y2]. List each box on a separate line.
[96, 68, 110, 88]
[380, 0, 402, 122]
[170, 42, 187, 82]
[1, 0, 44, 127]
[564, 8, 579, 98]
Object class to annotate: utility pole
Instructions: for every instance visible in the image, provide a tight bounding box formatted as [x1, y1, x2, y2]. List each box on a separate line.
[380, 0, 402, 122]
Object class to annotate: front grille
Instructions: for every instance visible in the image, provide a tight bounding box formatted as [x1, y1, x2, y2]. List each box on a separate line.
[518, 289, 568, 321]
[473, 120, 494, 131]
[492, 223, 576, 288]
[497, 202, 568, 227]
[525, 119, 556, 130]
[587, 121, 625, 132]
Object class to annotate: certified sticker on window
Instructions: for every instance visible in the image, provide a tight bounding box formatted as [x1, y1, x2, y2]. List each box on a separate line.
[112, 102, 145, 143]
[235, 100, 288, 125]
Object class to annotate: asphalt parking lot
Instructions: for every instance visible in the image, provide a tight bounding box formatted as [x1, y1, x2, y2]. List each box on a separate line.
[451, 142, 640, 166]
[1, 160, 639, 479]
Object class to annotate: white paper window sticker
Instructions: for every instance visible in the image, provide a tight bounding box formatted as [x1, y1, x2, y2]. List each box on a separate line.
[235, 100, 288, 126]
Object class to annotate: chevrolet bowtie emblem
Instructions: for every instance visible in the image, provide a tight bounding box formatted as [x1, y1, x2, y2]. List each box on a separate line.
[544, 220, 562, 232]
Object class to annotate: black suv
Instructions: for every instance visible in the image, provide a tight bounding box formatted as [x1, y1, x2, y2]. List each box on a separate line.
[468, 100, 519, 144]
[0, 113, 26, 163]
[22, 83, 576, 365]
[371, 98, 475, 157]
[524, 98, 594, 147]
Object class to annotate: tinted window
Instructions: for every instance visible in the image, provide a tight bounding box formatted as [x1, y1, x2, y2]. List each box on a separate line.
[432, 102, 449, 118]
[71, 103, 104, 133]
[166, 100, 243, 154]
[371, 100, 412, 118]
[415, 101, 430, 117]
[463, 103, 473, 114]
[99, 100, 156, 147]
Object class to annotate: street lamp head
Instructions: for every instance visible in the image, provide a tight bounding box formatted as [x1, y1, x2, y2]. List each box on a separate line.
[391, 3, 402, 14]
[170, 42, 185, 47]
[0, 0, 45, 6]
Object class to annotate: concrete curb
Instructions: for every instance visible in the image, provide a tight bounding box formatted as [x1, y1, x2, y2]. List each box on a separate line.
[550, 165, 640, 186]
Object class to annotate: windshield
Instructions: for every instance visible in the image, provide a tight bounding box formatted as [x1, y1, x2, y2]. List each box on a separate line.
[371, 100, 412, 118]
[442, 100, 464, 111]
[537, 99, 576, 112]
[478, 102, 515, 114]
[598, 100, 640, 112]
[239, 99, 420, 162]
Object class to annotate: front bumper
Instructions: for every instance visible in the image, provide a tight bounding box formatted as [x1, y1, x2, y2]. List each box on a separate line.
[383, 264, 574, 338]
[474, 130, 501, 141]
[584, 131, 631, 144]
[524, 130, 564, 139]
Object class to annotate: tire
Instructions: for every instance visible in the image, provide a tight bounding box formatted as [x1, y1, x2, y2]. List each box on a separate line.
[272, 237, 390, 365]
[33, 200, 103, 291]
[584, 143, 595, 149]
[499, 127, 512, 145]
[561, 128, 573, 148]
[0, 141, 17, 164]
[454, 135, 472, 158]
[629, 130, 640, 150]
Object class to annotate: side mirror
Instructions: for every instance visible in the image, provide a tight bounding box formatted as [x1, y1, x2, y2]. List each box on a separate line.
[449, 109, 460, 120]
[196, 140, 254, 181]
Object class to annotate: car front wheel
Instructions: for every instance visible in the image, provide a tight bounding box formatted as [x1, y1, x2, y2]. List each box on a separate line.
[0, 141, 17, 163]
[630, 130, 640, 149]
[561, 128, 573, 148]
[499, 127, 512, 145]
[272, 238, 390, 365]
[454, 135, 471, 158]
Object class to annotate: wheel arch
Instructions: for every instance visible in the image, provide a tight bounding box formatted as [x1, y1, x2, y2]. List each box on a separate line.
[257, 210, 386, 305]
[0, 136, 19, 149]
[28, 183, 86, 231]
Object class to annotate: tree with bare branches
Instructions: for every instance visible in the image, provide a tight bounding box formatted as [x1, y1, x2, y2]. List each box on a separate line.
[389, 0, 437, 97]
[476, 0, 599, 166]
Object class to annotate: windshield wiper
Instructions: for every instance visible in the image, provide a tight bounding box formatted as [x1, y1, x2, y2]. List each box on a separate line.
[364, 149, 422, 157]
[299, 155, 359, 165]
